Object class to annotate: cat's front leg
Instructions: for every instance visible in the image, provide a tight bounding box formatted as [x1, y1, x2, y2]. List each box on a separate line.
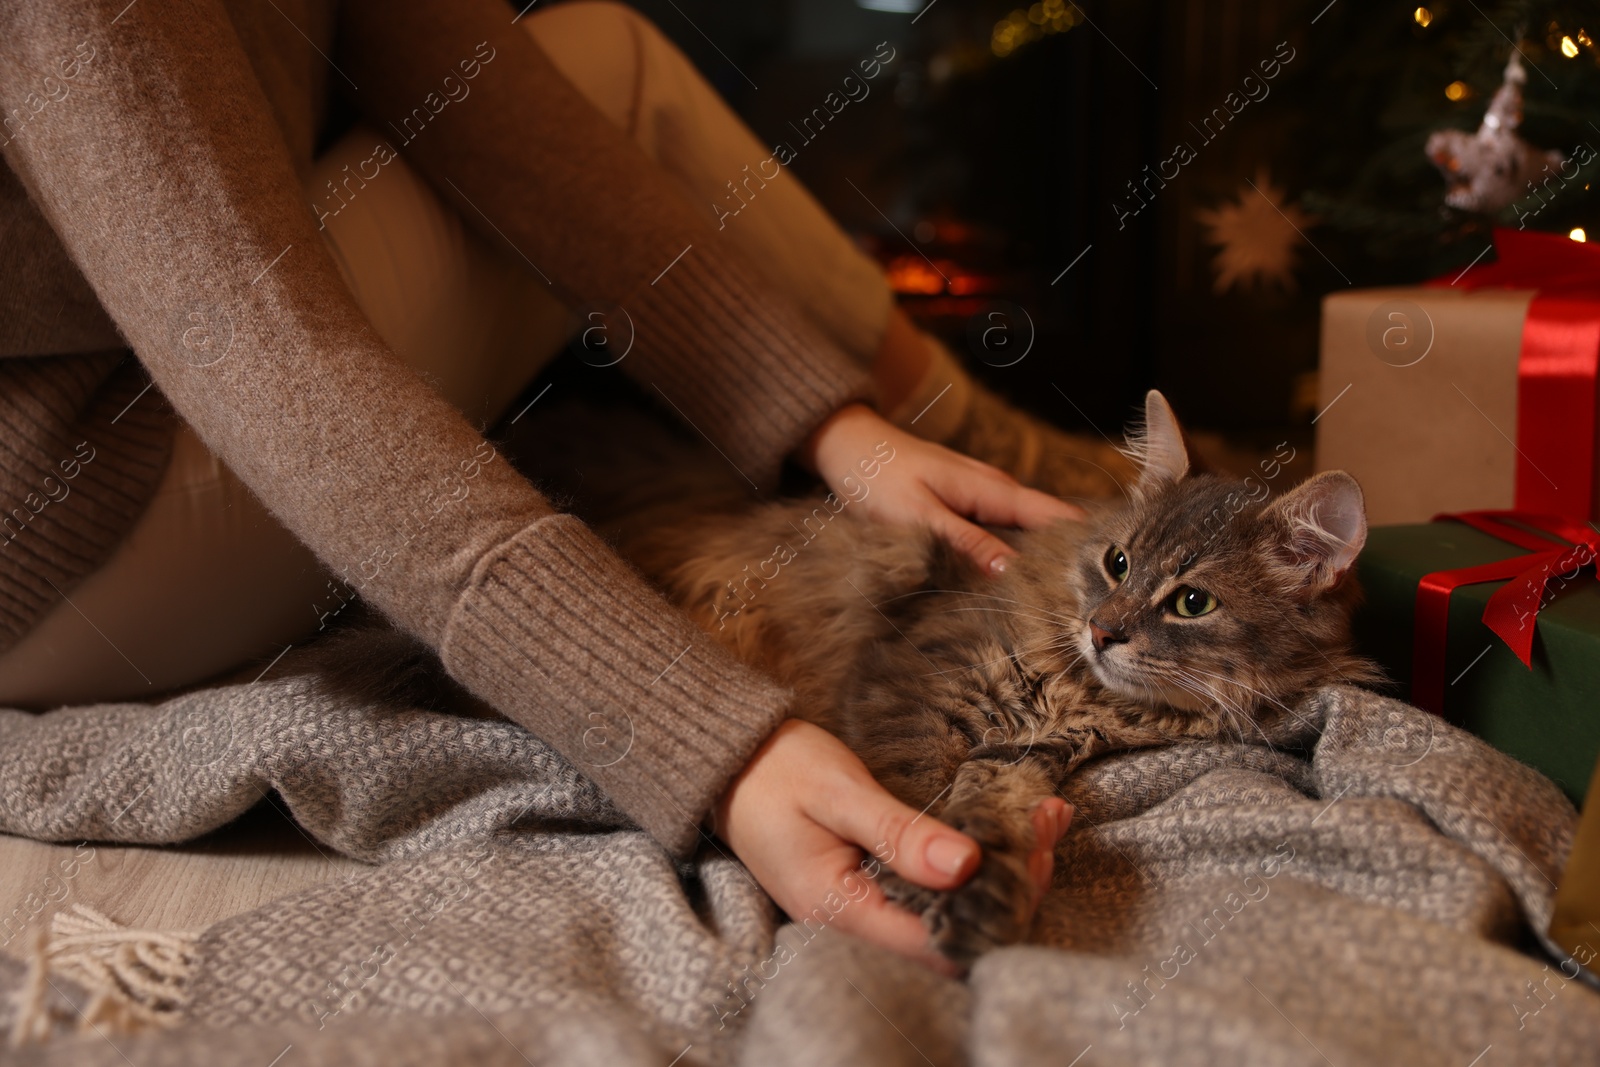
[879, 752, 1064, 968]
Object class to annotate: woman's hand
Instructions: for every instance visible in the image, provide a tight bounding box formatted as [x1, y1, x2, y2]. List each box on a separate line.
[713, 719, 1072, 973]
[800, 403, 1082, 575]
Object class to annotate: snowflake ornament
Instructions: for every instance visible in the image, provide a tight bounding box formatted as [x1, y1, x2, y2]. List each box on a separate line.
[1196, 170, 1312, 293]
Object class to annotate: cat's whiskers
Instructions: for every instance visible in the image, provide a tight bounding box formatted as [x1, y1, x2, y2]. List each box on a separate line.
[885, 592, 1087, 678]
[1171, 666, 1283, 751]
[1139, 674, 1182, 718]
[917, 651, 1022, 677]
[947, 591, 1085, 627]
[1164, 667, 1222, 711]
[937, 606, 1084, 632]
[1182, 664, 1320, 737]
[1204, 680, 1260, 748]
[1036, 638, 1085, 662]
[883, 588, 1084, 628]
[1162, 666, 1250, 745]
[1018, 626, 1090, 662]
[1107, 655, 1171, 713]
[1169, 665, 1250, 717]
[918, 632, 1085, 680]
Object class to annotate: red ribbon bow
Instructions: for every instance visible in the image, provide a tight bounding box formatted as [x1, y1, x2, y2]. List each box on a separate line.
[1432, 227, 1600, 518]
[1412, 511, 1600, 716]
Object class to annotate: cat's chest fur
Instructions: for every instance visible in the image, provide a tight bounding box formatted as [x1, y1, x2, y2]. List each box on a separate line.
[849, 580, 1098, 729]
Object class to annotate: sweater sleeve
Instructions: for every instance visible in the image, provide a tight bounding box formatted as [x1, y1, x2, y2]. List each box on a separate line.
[335, 0, 876, 491]
[0, 0, 789, 857]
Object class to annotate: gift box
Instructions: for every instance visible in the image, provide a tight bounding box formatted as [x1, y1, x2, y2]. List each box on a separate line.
[1353, 518, 1600, 806]
[1316, 229, 1600, 526]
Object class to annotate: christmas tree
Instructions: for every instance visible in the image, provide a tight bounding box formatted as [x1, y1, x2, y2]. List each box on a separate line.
[1303, 0, 1600, 279]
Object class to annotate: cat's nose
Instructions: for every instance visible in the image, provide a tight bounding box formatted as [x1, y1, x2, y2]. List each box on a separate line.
[1089, 618, 1126, 651]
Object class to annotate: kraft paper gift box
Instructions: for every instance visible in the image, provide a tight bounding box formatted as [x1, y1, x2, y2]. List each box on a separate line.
[1315, 229, 1600, 526]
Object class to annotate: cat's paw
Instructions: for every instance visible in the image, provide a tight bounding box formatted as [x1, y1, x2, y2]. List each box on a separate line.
[923, 845, 1035, 968]
[877, 847, 1037, 969]
[878, 869, 941, 917]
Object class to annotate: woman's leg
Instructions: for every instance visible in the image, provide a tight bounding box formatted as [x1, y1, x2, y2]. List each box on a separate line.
[0, 426, 333, 707]
[521, 1, 897, 372]
[310, 131, 570, 430]
[0, 130, 568, 708]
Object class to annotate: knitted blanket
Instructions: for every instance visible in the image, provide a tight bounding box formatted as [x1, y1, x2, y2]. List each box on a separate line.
[1, 671, 1595, 1065]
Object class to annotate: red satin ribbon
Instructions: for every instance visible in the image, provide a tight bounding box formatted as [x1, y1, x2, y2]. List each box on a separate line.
[1432, 228, 1600, 518]
[1412, 511, 1600, 716]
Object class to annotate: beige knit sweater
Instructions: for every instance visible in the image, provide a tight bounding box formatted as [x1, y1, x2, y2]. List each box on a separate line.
[0, 0, 877, 856]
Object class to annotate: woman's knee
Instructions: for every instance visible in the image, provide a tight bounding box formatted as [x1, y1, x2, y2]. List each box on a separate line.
[521, 0, 656, 134]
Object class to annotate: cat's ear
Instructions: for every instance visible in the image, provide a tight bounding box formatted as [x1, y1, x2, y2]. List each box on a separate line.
[1265, 471, 1367, 591]
[1125, 390, 1194, 495]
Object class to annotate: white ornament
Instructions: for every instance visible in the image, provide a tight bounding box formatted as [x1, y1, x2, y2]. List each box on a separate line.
[1426, 52, 1565, 214]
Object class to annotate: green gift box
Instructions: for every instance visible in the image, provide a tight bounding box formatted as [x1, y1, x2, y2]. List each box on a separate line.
[1353, 523, 1600, 806]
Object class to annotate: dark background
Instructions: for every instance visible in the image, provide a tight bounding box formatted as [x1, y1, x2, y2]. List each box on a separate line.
[576, 0, 1598, 443]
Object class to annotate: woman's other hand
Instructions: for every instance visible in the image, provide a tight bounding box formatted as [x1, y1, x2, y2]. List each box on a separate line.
[800, 404, 1082, 575]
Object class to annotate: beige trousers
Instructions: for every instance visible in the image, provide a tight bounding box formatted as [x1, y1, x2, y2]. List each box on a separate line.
[0, 1, 891, 708]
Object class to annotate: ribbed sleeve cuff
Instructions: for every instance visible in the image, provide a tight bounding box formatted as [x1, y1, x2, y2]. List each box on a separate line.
[438, 512, 792, 856]
[630, 251, 875, 490]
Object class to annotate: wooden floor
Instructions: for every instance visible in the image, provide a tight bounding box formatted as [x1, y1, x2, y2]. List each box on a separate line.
[0, 802, 362, 963]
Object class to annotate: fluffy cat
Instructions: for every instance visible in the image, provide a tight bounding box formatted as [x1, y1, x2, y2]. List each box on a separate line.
[618, 390, 1383, 965]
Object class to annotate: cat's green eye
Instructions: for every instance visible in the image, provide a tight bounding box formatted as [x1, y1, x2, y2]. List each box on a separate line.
[1105, 544, 1129, 582]
[1172, 587, 1218, 618]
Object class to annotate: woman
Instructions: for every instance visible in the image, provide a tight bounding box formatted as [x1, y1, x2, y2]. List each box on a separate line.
[0, 0, 1116, 970]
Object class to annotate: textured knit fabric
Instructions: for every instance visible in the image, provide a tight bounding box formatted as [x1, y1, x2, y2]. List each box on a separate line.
[0, 0, 879, 852]
[0, 678, 1594, 1064]
[0, 354, 173, 650]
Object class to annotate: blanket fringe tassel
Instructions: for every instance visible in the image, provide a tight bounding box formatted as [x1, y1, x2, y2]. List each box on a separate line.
[9, 904, 197, 1046]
